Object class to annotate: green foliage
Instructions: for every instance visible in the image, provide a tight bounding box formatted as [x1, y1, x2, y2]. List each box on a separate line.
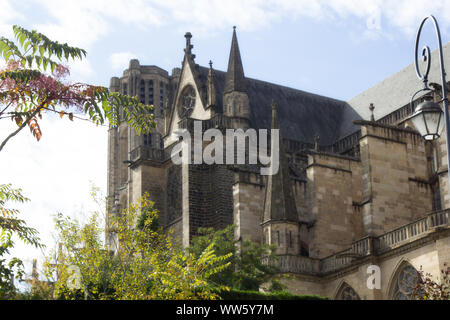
[216, 288, 328, 300]
[0, 184, 41, 247]
[0, 25, 86, 72]
[0, 184, 42, 299]
[44, 194, 231, 300]
[189, 225, 280, 291]
[0, 239, 23, 299]
[13, 281, 54, 300]
[136, 205, 159, 232]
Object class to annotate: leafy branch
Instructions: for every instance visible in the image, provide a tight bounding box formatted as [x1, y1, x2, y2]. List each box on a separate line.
[0, 25, 155, 153]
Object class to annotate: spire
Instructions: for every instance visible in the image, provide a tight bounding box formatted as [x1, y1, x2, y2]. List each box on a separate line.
[263, 102, 298, 224]
[208, 60, 216, 107]
[224, 26, 246, 94]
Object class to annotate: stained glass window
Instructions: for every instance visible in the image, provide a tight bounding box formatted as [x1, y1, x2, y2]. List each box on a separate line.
[337, 283, 360, 300]
[392, 264, 420, 300]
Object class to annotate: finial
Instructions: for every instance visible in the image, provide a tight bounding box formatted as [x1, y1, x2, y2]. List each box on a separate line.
[184, 32, 193, 55]
[209, 60, 213, 69]
[314, 135, 320, 151]
[271, 100, 277, 110]
[369, 103, 375, 121]
[233, 26, 236, 31]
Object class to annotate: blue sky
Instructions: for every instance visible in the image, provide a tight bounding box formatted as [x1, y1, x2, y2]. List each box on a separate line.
[1, 0, 450, 282]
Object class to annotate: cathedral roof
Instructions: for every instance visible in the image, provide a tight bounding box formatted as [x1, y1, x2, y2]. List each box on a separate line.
[348, 41, 450, 121]
[197, 66, 362, 145]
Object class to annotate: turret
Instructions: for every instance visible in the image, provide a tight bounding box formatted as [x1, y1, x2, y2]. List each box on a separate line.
[261, 102, 300, 255]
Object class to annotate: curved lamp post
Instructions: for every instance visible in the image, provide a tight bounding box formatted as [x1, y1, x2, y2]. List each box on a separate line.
[408, 15, 449, 186]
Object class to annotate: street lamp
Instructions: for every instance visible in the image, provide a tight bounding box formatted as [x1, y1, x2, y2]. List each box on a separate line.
[408, 15, 449, 179]
[408, 93, 444, 141]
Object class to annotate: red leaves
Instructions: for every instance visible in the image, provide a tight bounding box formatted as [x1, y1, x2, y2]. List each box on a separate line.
[28, 117, 41, 141]
[58, 110, 74, 121]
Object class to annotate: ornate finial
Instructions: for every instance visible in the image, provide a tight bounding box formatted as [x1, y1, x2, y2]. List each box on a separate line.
[233, 26, 236, 31]
[271, 100, 277, 110]
[369, 103, 375, 121]
[314, 135, 320, 151]
[184, 32, 193, 55]
[209, 60, 213, 69]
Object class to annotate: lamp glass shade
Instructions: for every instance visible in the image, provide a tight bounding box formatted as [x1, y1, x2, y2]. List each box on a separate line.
[410, 103, 443, 140]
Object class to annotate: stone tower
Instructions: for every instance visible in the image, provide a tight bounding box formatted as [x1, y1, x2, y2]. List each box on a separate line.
[106, 59, 176, 231]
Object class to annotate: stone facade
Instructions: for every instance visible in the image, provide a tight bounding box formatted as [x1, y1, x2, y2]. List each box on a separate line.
[107, 29, 450, 299]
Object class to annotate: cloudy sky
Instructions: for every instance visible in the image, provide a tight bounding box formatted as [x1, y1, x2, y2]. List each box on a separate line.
[1, 0, 450, 281]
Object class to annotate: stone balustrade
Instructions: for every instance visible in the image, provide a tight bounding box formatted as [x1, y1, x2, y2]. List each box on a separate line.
[267, 210, 449, 275]
[130, 145, 169, 162]
[376, 209, 449, 253]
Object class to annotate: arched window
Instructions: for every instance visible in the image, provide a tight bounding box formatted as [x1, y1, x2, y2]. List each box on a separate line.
[139, 80, 145, 103]
[148, 80, 154, 107]
[143, 134, 151, 146]
[160, 81, 164, 113]
[336, 283, 360, 300]
[391, 263, 420, 300]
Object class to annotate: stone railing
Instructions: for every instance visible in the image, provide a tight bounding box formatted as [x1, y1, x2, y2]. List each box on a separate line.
[320, 236, 373, 274]
[278, 255, 320, 275]
[376, 209, 449, 253]
[130, 145, 169, 162]
[269, 210, 448, 275]
[328, 130, 362, 156]
[178, 114, 233, 132]
[261, 255, 320, 275]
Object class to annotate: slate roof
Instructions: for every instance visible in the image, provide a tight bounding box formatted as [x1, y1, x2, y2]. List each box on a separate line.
[195, 65, 362, 145]
[347, 41, 450, 121]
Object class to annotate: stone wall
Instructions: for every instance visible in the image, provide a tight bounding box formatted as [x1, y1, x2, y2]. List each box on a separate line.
[359, 122, 432, 236]
[306, 152, 363, 258]
[233, 171, 265, 243]
[131, 162, 167, 224]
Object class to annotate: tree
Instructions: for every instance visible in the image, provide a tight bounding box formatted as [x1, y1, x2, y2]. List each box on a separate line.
[43, 194, 231, 300]
[188, 226, 281, 292]
[0, 184, 42, 299]
[0, 25, 155, 153]
[412, 263, 450, 300]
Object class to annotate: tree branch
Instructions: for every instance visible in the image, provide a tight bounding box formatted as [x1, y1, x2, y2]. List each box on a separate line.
[0, 102, 13, 117]
[0, 104, 43, 153]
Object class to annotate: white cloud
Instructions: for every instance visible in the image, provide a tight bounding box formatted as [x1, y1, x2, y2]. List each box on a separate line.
[1, 0, 447, 52]
[110, 52, 137, 71]
[67, 58, 94, 83]
[148, 0, 450, 37]
[30, 0, 164, 50]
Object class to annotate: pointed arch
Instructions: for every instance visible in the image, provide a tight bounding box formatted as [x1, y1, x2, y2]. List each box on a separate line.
[334, 281, 361, 300]
[387, 259, 420, 300]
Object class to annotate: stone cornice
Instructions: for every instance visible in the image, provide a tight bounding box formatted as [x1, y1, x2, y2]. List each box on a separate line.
[353, 120, 421, 136]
